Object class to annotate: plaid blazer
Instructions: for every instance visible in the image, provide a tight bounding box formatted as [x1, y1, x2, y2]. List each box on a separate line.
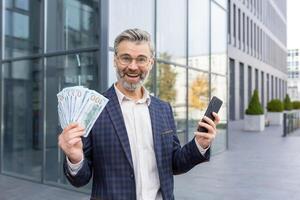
[64, 86, 210, 200]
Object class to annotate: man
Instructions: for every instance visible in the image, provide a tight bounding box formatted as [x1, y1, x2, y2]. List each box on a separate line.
[58, 28, 220, 200]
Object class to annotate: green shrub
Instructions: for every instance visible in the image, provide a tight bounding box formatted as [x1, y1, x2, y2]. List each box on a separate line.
[293, 101, 300, 109]
[245, 89, 264, 115]
[267, 99, 283, 112]
[284, 94, 293, 110]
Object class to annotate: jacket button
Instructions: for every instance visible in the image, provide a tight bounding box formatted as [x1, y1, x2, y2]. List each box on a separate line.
[130, 174, 134, 179]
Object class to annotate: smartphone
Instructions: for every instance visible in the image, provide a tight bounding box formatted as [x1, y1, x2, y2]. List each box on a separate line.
[197, 96, 223, 132]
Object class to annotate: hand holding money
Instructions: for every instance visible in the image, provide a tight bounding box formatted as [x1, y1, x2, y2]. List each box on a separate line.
[58, 123, 84, 164]
[57, 86, 109, 137]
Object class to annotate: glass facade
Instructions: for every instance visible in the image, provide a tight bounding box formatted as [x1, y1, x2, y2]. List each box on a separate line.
[0, 0, 228, 192]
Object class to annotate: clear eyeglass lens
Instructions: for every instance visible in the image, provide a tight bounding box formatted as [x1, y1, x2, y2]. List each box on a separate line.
[119, 55, 149, 66]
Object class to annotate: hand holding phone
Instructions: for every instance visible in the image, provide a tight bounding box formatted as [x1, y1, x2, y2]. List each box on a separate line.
[197, 96, 223, 132]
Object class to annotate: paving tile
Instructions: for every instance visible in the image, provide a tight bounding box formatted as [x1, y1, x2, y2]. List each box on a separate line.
[1, 120, 300, 199]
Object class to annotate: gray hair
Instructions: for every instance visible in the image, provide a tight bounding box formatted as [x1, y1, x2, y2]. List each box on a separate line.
[114, 28, 155, 57]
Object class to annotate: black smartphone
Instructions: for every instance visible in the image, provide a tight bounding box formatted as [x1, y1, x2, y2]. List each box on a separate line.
[197, 96, 223, 132]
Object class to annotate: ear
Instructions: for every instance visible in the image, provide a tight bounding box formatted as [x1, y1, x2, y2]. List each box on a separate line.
[113, 56, 117, 68]
[149, 58, 155, 70]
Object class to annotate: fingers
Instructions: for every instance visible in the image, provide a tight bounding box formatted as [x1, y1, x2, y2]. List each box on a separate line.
[63, 122, 79, 133]
[198, 121, 215, 133]
[212, 112, 221, 124]
[198, 112, 221, 131]
[67, 137, 82, 146]
[194, 131, 216, 140]
[59, 123, 85, 147]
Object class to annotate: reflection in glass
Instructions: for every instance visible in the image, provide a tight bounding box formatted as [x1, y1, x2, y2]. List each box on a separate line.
[45, 52, 98, 188]
[214, 0, 227, 9]
[157, 0, 187, 64]
[188, 0, 209, 71]
[188, 71, 209, 140]
[211, 74, 227, 154]
[109, 0, 154, 47]
[211, 2, 227, 75]
[156, 61, 186, 143]
[4, 0, 42, 58]
[46, 0, 99, 51]
[108, 51, 117, 87]
[2, 59, 43, 180]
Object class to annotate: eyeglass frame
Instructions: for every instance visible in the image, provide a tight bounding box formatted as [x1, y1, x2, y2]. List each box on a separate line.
[115, 54, 154, 67]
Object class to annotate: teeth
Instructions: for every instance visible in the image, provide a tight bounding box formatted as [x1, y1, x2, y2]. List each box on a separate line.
[126, 73, 139, 77]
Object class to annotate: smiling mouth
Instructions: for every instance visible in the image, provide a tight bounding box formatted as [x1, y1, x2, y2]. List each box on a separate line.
[126, 73, 140, 78]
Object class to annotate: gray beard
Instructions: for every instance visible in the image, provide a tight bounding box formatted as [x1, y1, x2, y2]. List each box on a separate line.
[116, 69, 149, 91]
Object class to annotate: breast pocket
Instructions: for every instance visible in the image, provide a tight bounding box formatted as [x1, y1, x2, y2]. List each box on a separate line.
[161, 129, 173, 151]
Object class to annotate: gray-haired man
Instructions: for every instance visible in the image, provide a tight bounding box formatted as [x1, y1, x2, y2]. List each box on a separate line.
[58, 28, 220, 200]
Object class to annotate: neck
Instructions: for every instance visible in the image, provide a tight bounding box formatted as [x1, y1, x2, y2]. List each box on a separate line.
[116, 82, 143, 100]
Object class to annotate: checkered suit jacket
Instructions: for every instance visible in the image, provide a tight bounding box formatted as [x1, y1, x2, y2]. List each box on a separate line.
[64, 85, 210, 200]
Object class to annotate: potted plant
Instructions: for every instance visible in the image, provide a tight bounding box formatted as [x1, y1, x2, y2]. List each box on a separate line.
[267, 99, 284, 125]
[244, 89, 265, 131]
[284, 94, 293, 111]
[292, 101, 300, 110]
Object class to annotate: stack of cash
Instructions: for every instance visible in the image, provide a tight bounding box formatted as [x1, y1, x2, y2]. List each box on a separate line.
[57, 86, 109, 137]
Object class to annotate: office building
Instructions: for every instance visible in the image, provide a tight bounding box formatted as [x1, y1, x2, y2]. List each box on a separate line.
[228, 0, 287, 120]
[0, 0, 227, 191]
[287, 49, 300, 100]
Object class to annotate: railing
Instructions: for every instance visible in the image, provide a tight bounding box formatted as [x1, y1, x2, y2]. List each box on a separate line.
[283, 111, 300, 137]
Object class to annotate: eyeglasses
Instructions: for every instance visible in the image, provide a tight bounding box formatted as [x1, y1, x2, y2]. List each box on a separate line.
[116, 54, 152, 67]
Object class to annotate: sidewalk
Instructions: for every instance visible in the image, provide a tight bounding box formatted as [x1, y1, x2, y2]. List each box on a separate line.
[174, 120, 300, 200]
[1, 120, 300, 200]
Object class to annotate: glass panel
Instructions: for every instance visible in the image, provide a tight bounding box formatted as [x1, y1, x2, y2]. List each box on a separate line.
[2, 59, 43, 180]
[157, 0, 187, 65]
[108, 51, 117, 87]
[46, 0, 99, 52]
[211, 2, 227, 75]
[4, 0, 42, 58]
[211, 74, 228, 154]
[45, 52, 98, 188]
[15, 0, 29, 10]
[109, 0, 154, 47]
[214, 0, 227, 9]
[157, 62, 186, 143]
[188, 0, 209, 71]
[188, 71, 209, 140]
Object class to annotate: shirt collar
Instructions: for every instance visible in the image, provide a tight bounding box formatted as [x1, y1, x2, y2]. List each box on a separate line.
[114, 84, 151, 106]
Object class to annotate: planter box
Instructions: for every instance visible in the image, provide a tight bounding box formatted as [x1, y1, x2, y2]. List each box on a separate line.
[267, 112, 283, 125]
[244, 114, 265, 131]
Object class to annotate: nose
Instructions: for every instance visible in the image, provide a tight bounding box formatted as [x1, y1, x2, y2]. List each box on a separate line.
[128, 59, 139, 70]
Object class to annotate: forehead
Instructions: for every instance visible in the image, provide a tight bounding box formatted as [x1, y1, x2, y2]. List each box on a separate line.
[117, 41, 151, 56]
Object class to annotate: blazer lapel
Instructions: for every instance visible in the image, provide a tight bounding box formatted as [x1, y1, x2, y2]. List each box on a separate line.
[149, 97, 163, 171]
[104, 86, 134, 169]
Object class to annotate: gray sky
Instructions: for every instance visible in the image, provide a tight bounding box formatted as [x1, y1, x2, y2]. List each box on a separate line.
[287, 0, 300, 49]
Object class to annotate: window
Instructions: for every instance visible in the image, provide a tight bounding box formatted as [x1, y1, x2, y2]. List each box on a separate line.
[47, 0, 99, 52]
[238, 8, 241, 48]
[233, 4, 236, 45]
[242, 13, 245, 51]
[4, 0, 42, 58]
[248, 66, 252, 103]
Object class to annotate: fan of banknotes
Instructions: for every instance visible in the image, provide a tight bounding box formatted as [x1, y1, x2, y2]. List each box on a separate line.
[57, 86, 109, 137]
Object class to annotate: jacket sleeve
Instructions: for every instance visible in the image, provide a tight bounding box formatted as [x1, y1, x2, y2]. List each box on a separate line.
[63, 131, 93, 187]
[167, 103, 210, 175]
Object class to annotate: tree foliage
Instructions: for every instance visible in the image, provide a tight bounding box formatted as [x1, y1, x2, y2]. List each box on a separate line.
[245, 89, 264, 115]
[284, 94, 293, 110]
[144, 52, 177, 104]
[267, 99, 283, 112]
[189, 74, 210, 110]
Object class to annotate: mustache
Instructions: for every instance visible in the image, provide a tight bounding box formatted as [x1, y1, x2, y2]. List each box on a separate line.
[118, 69, 146, 79]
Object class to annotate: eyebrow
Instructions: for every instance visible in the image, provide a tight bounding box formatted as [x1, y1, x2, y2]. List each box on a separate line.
[118, 53, 148, 58]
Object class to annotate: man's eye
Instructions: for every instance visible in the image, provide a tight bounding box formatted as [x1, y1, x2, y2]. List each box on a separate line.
[137, 57, 147, 62]
[121, 56, 131, 62]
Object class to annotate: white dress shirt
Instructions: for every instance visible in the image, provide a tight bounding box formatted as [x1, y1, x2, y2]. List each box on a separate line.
[67, 85, 208, 200]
